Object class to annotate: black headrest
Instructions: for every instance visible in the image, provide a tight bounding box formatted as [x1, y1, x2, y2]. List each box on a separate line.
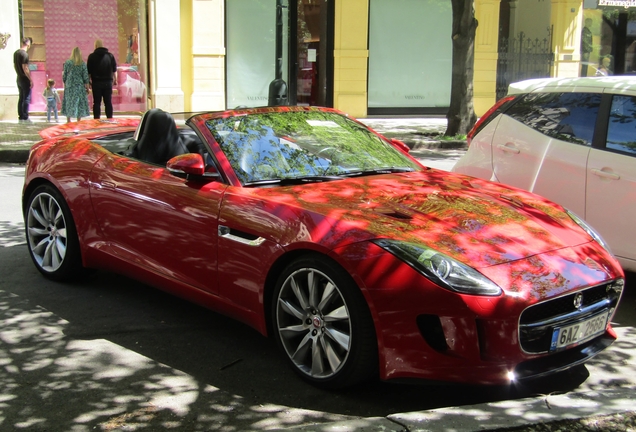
[134, 109, 188, 165]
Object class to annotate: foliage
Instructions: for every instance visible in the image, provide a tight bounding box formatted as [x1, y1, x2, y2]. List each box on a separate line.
[206, 111, 420, 184]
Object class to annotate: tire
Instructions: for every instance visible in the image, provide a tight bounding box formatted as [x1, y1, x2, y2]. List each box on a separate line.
[25, 184, 85, 282]
[272, 254, 378, 389]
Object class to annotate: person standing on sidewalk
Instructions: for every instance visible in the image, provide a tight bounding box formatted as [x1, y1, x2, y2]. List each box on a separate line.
[42, 79, 61, 122]
[61, 47, 90, 123]
[13, 37, 33, 122]
[87, 38, 117, 119]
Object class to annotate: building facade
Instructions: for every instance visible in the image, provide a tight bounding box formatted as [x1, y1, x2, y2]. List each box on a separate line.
[0, 0, 634, 121]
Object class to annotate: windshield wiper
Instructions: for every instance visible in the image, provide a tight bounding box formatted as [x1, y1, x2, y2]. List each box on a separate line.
[341, 167, 416, 177]
[244, 175, 342, 187]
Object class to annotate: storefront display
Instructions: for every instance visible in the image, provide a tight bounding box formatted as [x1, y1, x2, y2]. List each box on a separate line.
[20, 0, 147, 115]
[582, 2, 636, 76]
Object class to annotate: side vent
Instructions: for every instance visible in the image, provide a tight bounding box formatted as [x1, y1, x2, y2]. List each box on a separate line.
[416, 314, 448, 352]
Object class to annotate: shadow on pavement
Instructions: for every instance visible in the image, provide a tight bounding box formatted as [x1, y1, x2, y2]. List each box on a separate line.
[0, 234, 634, 431]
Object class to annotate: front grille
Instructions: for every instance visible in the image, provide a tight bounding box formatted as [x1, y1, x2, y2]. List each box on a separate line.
[519, 280, 623, 354]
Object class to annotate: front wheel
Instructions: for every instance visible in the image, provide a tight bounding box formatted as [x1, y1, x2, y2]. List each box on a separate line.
[25, 184, 85, 281]
[272, 254, 378, 389]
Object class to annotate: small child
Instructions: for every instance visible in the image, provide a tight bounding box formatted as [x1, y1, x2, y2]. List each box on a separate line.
[42, 79, 61, 122]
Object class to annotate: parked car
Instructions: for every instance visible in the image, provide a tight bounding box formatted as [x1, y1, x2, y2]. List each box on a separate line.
[453, 76, 636, 272]
[23, 106, 623, 389]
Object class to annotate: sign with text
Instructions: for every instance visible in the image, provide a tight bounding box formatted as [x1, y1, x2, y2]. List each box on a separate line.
[598, 0, 636, 7]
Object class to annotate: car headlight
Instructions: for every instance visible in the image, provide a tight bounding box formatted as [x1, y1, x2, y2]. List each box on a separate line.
[566, 210, 612, 254]
[372, 239, 502, 296]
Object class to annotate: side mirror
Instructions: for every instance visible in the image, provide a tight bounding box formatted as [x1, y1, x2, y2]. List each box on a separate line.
[167, 153, 219, 181]
[391, 138, 410, 154]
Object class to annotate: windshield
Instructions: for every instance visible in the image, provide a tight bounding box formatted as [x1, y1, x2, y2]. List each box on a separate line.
[205, 110, 421, 185]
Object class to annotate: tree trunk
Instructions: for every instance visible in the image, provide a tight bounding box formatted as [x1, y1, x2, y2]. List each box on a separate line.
[445, 0, 478, 137]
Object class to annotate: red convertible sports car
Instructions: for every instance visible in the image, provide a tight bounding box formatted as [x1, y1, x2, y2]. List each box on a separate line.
[23, 106, 624, 389]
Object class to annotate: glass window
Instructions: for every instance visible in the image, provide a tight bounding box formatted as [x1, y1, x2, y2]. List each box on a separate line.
[206, 111, 420, 184]
[227, 1, 288, 108]
[368, 0, 452, 109]
[607, 95, 636, 155]
[506, 92, 601, 146]
[580, 8, 636, 77]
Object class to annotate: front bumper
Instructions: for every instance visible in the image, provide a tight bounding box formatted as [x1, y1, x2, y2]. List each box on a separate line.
[335, 240, 623, 385]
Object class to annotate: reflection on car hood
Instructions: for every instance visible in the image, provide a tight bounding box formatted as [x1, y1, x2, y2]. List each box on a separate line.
[256, 170, 592, 268]
[39, 118, 140, 139]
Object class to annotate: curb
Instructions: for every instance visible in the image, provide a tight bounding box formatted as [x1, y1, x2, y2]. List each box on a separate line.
[279, 386, 636, 432]
[412, 140, 467, 151]
[0, 149, 30, 164]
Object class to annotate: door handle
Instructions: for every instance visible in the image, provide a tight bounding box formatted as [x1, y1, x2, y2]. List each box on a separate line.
[102, 181, 117, 189]
[497, 143, 520, 154]
[591, 168, 620, 180]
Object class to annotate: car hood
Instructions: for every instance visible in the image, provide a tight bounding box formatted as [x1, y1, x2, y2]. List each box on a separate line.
[253, 170, 592, 269]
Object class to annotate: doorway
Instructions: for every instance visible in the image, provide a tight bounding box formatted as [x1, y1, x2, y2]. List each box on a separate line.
[288, 0, 333, 107]
[226, 0, 333, 108]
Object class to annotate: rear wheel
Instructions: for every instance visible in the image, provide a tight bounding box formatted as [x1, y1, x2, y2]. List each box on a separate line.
[25, 184, 85, 281]
[272, 254, 377, 389]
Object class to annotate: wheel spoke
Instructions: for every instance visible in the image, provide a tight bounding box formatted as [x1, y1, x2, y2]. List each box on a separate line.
[41, 195, 52, 221]
[43, 240, 55, 268]
[318, 282, 336, 311]
[311, 338, 325, 376]
[31, 207, 48, 228]
[291, 333, 312, 362]
[307, 271, 319, 308]
[279, 298, 306, 321]
[51, 241, 63, 269]
[324, 305, 349, 322]
[321, 336, 343, 373]
[279, 324, 307, 338]
[324, 326, 350, 351]
[28, 226, 49, 237]
[290, 275, 309, 310]
[54, 237, 67, 260]
[33, 237, 51, 255]
[53, 207, 63, 225]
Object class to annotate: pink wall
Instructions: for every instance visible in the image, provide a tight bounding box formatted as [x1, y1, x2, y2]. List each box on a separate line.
[43, 0, 120, 89]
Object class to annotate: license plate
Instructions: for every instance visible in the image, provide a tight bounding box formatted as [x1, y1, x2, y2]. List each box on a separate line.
[550, 311, 609, 351]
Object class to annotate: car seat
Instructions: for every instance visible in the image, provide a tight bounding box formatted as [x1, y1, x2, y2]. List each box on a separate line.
[129, 108, 189, 165]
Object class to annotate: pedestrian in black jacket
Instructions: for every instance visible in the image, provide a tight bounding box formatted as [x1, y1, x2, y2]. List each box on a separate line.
[87, 38, 117, 119]
[13, 37, 33, 121]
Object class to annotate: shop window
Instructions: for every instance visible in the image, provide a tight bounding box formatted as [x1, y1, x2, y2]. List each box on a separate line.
[581, 7, 636, 77]
[20, 0, 147, 114]
[368, 0, 452, 113]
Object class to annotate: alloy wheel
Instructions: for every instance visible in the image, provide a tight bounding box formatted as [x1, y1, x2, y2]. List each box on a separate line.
[275, 267, 352, 379]
[27, 192, 68, 273]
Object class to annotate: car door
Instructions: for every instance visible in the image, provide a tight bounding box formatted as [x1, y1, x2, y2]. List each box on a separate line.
[89, 153, 227, 293]
[586, 94, 636, 270]
[491, 91, 600, 217]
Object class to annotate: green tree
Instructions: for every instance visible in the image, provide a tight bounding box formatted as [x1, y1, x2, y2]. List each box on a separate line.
[445, 0, 478, 137]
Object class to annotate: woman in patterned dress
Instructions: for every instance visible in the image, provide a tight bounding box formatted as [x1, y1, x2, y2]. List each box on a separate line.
[61, 47, 90, 123]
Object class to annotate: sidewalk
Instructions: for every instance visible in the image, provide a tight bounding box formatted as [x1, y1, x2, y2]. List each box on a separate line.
[0, 117, 51, 163]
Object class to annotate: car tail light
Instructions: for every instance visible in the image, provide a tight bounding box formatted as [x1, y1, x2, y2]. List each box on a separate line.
[467, 95, 516, 147]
